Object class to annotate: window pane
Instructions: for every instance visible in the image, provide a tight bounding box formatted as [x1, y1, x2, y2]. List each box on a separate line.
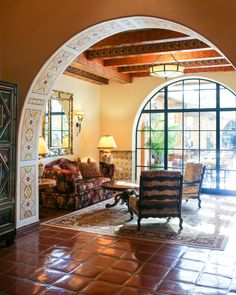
[184, 149, 199, 164]
[51, 99, 63, 112]
[184, 131, 199, 149]
[137, 130, 150, 149]
[200, 131, 216, 149]
[220, 111, 236, 130]
[200, 81, 216, 108]
[184, 112, 199, 130]
[137, 113, 150, 131]
[200, 112, 216, 130]
[168, 91, 182, 109]
[220, 151, 234, 170]
[150, 91, 164, 110]
[168, 150, 182, 169]
[168, 131, 182, 149]
[150, 114, 164, 130]
[51, 131, 62, 147]
[168, 113, 182, 130]
[183, 80, 199, 109]
[220, 87, 236, 108]
[200, 150, 216, 169]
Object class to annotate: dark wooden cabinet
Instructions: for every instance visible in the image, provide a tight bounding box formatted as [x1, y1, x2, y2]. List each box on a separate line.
[0, 81, 17, 247]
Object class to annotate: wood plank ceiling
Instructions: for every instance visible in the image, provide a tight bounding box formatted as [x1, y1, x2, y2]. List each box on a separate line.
[64, 28, 234, 85]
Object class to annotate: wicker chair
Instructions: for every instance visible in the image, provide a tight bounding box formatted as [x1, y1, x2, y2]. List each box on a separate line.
[182, 162, 206, 208]
[129, 170, 183, 231]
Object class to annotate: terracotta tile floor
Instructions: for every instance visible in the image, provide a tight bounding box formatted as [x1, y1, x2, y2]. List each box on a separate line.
[0, 225, 236, 294]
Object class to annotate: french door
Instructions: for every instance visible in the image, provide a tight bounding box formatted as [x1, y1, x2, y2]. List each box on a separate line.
[135, 79, 236, 194]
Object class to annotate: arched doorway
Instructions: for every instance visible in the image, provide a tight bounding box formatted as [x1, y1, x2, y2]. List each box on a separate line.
[134, 77, 236, 194]
[16, 16, 229, 229]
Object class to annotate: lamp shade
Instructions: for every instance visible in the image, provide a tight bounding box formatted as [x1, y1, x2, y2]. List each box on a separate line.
[38, 136, 49, 155]
[97, 135, 117, 150]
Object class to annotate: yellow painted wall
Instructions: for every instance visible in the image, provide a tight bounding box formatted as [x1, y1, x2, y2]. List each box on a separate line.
[53, 75, 101, 162]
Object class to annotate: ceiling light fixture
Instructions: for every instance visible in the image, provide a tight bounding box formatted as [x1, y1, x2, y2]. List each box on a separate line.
[149, 54, 184, 80]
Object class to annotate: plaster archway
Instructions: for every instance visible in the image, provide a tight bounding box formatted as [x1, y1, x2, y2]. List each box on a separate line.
[16, 16, 229, 229]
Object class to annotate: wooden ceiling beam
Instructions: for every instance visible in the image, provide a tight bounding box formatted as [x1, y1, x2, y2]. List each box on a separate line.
[71, 53, 132, 83]
[118, 58, 230, 73]
[64, 66, 109, 85]
[91, 29, 188, 49]
[86, 39, 209, 60]
[103, 50, 222, 67]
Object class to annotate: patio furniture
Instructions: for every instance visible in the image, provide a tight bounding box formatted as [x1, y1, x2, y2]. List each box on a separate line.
[129, 170, 183, 231]
[182, 162, 206, 208]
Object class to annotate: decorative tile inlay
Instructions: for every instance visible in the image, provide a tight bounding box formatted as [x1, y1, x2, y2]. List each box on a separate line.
[0, 105, 3, 127]
[67, 22, 122, 51]
[111, 150, 133, 181]
[28, 98, 45, 106]
[32, 50, 74, 95]
[21, 109, 41, 161]
[20, 166, 36, 219]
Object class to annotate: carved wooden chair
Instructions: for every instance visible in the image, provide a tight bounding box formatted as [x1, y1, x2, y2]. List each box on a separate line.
[182, 162, 206, 208]
[129, 170, 183, 231]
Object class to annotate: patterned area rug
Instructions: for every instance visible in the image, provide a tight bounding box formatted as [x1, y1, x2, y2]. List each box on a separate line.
[43, 195, 236, 250]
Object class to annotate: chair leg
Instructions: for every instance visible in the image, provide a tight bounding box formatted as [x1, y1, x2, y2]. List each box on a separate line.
[179, 217, 183, 230]
[137, 218, 141, 231]
[129, 209, 134, 220]
[198, 197, 201, 209]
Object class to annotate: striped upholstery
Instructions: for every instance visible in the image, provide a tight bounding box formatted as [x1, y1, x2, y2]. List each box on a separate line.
[182, 162, 206, 208]
[129, 170, 183, 230]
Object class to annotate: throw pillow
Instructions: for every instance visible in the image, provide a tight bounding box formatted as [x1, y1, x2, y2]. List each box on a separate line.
[78, 162, 101, 178]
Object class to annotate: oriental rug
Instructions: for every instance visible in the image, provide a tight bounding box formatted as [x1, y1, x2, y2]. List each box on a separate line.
[43, 195, 236, 250]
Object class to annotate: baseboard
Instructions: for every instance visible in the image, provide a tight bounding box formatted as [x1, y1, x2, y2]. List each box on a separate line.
[15, 221, 40, 238]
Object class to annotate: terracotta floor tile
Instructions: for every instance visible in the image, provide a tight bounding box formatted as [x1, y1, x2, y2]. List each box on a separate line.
[4, 251, 35, 263]
[158, 280, 195, 295]
[0, 259, 16, 273]
[157, 245, 187, 257]
[72, 264, 103, 278]
[24, 243, 52, 254]
[112, 259, 141, 273]
[102, 247, 127, 258]
[204, 263, 234, 278]
[94, 237, 115, 246]
[182, 249, 210, 262]
[5, 263, 41, 278]
[111, 240, 137, 250]
[81, 244, 106, 253]
[118, 286, 154, 295]
[135, 243, 162, 253]
[64, 249, 93, 262]
[53, 273, 89, 291]
[192, 285, 228, 294]
[0, 275, 21, 291]
[197, 273, 231, 289]
[176, 259, 205, 272]
[41, 247, 70, 258]
[125, 273, 161, 291]
[167, 268, 200, 284]
[121, 250, 152, 262]
[85, 254, 117, 268]
[39, 286, 75, 294]
[52, 232, 80, 240]
[0, 248, 13, 258]
[6, 280, 47, 295]
[138, 263, 169, 278]
[81, 280, 120, 295]
[47, 258, 79, 272]
[39, 237, 67, 246]
[148, 254, 179, 267]
[30, 268, 66, 284]
[26, 255, 57, 267]
[98, 268, 132, 284]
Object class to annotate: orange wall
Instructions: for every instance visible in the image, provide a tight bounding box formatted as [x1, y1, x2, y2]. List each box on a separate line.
[1, 0, 236, 119]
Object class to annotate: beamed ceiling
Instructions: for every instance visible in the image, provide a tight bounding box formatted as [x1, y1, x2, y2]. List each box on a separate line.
[63, 28, 235, 85]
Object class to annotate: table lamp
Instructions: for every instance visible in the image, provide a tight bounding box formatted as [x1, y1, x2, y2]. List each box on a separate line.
[38, 137, 49, 182]
[97, 135, 117, 164]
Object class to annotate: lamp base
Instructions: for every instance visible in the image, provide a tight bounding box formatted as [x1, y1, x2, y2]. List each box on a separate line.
[101, 151, 114, 164]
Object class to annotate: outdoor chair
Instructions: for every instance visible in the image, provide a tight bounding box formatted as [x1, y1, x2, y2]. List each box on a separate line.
[182, 162, 206, 208]
[129, 170, 183, 231]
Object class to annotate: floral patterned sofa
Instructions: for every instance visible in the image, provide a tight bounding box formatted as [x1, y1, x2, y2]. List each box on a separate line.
[41, 158, 114, 210]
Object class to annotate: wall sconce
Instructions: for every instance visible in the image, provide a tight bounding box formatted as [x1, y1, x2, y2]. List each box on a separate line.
[74, 110, 84, 135]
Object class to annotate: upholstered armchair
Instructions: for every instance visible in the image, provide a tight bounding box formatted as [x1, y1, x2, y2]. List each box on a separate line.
[182, 162, 206, 208]
[129, 170, 183, 231]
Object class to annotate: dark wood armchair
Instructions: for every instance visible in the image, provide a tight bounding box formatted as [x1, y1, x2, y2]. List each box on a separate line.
[129, 170, 183, 231]
[182, 162, 206, 208]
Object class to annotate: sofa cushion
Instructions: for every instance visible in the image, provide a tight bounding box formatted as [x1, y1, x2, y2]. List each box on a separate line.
[76, 177, 109, 193]
[78, 162, 101, 178]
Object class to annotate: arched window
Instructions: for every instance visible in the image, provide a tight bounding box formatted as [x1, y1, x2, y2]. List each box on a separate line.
[135, 78, 236, 194]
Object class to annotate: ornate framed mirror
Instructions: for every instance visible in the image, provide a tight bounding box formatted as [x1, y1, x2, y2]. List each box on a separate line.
[42, 90, 73, 156]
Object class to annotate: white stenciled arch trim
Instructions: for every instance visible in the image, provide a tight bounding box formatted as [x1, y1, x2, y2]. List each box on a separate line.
[16, 16, 229, 229]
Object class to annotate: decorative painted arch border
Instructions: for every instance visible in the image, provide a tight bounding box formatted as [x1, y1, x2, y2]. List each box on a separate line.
[16, 16, 228, 229]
